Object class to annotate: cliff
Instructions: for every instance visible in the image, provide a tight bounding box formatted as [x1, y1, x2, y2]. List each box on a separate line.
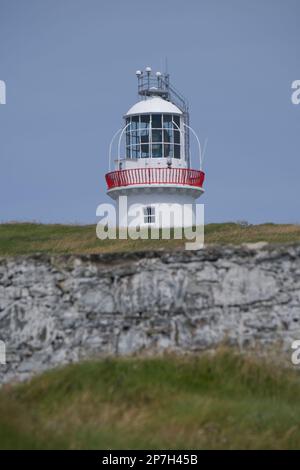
[1, 244, 300, 383]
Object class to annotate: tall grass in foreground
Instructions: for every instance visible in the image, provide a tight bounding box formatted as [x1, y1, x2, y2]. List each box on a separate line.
[1, 350, 300, 449]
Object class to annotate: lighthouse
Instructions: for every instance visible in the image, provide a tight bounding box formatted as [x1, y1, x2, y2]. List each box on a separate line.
[105, 67, 205, 229]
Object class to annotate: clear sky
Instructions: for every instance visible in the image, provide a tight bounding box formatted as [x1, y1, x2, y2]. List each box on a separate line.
[0, 0, 299, 224]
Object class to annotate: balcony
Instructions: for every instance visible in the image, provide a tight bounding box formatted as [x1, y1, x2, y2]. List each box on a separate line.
[105, 168, 205, 190]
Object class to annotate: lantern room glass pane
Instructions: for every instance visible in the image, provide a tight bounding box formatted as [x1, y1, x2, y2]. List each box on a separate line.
[173, 115, 180, 128]
[132, 145, 140, 159]
[174, 130, 180, 144]
[152, 144, 162, 158]
[174, 144, 180, 158]
[163, 114, 172, 128]
[152, 114, 162, 128]
[141, 129, 149, 143]
[164, 143, 173, 158]
[141, 144, 149, 158]
[141, 129, 149, 157]
[130, 132, 139, 145]
[140, 115, 150, 128]
[163, 128, 172, 144]
[141, 129, 150, 158]
[131, 116, 139, 130]
[152, 129, 162, 143]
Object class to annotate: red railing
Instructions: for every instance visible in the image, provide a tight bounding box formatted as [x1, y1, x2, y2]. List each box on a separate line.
[105, 168, 205, 190]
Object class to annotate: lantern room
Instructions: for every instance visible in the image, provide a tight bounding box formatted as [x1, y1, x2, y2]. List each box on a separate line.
[125, 98, 184, 163]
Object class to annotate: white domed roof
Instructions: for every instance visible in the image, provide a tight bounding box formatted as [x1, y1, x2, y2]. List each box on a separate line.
[126, 97, 182, 116]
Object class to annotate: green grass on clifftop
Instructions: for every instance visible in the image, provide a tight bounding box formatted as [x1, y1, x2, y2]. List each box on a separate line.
[1, 350, 300, 450]
[0, 222, 300, 256]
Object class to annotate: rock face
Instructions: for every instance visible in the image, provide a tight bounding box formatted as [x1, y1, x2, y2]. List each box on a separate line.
[0, 245, 300, 383]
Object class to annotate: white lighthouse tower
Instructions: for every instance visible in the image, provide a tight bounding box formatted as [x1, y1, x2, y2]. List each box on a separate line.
[105, 67, 205, 229]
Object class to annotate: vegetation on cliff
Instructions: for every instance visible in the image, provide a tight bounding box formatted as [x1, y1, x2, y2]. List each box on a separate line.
[0, 222, 300, 255]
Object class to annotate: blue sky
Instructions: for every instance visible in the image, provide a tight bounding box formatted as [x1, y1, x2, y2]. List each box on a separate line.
[0, 0, 299, 224]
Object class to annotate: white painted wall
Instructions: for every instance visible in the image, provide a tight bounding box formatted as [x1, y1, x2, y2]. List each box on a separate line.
[116, 190, 200, 228]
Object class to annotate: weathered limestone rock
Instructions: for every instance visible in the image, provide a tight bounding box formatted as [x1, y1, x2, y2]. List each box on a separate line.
[0, 245, 300, 383]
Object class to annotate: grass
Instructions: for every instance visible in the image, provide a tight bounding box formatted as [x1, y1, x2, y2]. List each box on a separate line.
[1, 350, 300, 449]
[0, 222, 300, 256]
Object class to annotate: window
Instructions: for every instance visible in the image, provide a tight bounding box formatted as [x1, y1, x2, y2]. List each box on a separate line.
[132, 145, 140, 158]
[131, 116, 139, 129]
[164, 142, 173, 158]
[125, 114, 183, 160]
[174, 145, 180, 158]
[152, 129, 162, 142]
[152, 114, 162, 128]
[144, 206, 155, 224]
[140, 115, 150, 129]
[152, 144, 162, 158]
[173, 115, 180, 128]
[140, 128, 150, 158]
[174, 130, 180, 144]
[163, 114, 172, 128]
